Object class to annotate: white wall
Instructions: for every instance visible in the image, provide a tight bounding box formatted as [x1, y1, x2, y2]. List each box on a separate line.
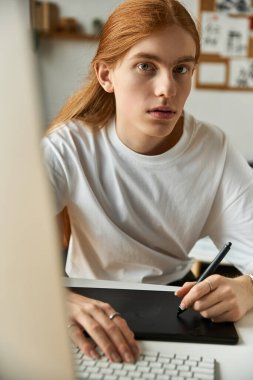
[37, 0, 124, 126]
[38, 0, 253, 160]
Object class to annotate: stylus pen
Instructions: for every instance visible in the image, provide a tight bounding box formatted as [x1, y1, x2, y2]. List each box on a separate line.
[177, 241, 232, 316]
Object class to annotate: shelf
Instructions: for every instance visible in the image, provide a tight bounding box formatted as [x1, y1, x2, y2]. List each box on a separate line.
[39, 31, 100, 41]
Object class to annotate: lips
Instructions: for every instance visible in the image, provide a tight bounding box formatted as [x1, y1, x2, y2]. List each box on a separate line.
[147, 106, 176, 120]
[148, 106, 176, 112]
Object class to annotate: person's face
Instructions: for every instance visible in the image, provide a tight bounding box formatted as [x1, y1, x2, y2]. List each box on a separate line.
[97, 25, 196, 154]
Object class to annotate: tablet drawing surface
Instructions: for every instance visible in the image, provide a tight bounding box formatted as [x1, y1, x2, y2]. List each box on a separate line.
[70, 287, 238, 345]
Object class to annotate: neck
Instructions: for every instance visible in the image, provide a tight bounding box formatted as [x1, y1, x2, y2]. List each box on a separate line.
[115, 115, 184, 156]
[144, 117, 184, 156]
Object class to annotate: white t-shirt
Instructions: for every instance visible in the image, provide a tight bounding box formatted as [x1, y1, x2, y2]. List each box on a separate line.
[42, 112, 253, 284]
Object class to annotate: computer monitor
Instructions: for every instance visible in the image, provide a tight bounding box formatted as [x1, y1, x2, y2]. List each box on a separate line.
[0, 1, 74, 379]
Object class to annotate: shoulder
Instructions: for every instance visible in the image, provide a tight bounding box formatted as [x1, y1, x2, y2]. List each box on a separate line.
[42, 119, 102, 155]
[44, 119, 96, 144]
[183, 112, 228, 165]
[187, 113, 251, 169]
[41, 119, 95, 169]
[185, 112, 226, 145]
[186, 113, 253, 187]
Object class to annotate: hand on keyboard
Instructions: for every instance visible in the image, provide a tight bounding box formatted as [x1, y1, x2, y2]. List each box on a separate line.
[66, 290, 140, 363]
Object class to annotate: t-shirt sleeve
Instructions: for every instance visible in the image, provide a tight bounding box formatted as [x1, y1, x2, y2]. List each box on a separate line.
[41, 135, 69, 215]
[202, 141, 253, 274]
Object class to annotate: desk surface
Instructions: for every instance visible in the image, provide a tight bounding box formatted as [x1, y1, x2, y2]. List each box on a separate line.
[65, 278, 253, 380]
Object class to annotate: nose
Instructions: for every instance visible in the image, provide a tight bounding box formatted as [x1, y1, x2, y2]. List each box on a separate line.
[154, 71, 177, 99]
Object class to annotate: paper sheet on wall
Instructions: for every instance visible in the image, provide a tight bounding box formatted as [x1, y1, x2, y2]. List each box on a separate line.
[229, 58, 253, 87]
[201, 12, 226, 54]
[199, 62, 227, 85]
[222, 17, 250, 57]
[201, 12, 250, 57]
[216, 0, 251, 14]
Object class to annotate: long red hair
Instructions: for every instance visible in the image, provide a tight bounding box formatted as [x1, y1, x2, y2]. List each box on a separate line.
[49, 0, 200, 132]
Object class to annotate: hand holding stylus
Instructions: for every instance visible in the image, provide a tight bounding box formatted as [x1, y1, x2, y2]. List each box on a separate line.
[176, 242, 232, 316]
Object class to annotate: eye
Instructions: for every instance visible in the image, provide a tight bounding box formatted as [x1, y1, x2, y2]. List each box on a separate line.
[173, 65, 189, 74]
[137, 63, 156, 72]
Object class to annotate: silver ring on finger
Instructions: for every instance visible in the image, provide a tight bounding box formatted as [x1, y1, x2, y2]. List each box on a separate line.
[206, 279, 213, 293]
[108, 311, 121, 320]
[67, 322, 77, 329]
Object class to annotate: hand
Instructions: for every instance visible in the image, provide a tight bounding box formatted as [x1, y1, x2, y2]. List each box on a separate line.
[66, 290, 140, 362]
[175, 274, 253, 322]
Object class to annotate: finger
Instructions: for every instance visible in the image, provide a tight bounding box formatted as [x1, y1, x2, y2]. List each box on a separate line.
[77, 310, 123, 362]
[179, 278, 216, 310]
[175, 281, 196, 297]
[113, 316, 140, 358]
[68, 323, 100, 359]
[95, 311, 138, 362]
[197, 295, 243, 322]
[200, 305, 228, 321]
[192, 286, 225, 313]
[210, 309, 239, 323]
[197, 297, 234, 322]
[99, 303, 140, 359]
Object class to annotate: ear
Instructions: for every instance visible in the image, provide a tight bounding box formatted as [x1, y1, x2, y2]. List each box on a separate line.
[95, 62, 114, 93]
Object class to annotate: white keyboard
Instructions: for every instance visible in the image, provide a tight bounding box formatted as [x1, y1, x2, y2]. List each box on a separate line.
[73, 347, 216, 380]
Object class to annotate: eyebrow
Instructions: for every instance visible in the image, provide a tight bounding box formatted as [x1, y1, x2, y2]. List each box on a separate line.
[129, 52, 197, 65]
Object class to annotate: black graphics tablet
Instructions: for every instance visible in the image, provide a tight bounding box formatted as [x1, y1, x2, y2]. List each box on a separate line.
[70, 287, 239, 345]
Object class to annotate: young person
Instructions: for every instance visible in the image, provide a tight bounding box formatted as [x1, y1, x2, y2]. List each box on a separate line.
[42, 0, 253, 363]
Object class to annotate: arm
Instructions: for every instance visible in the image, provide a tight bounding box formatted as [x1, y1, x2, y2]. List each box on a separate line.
[176, 146, 253, 321]
[57, 207, 71, 251]
[175, 274, 253, 322]
[43, 138, 140, 362]
[56, 214, 139, 363]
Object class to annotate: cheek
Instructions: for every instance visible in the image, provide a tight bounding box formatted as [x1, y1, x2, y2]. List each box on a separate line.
[114, 80, 145, 106]
[114, 90, 137, 116]
[179, 79, 192, 101]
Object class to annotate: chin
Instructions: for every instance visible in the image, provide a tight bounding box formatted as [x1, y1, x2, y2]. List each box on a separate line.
[146, 124, 175, 138]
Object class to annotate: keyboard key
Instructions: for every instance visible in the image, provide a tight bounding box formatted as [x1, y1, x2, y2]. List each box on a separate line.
[178, 365, 190, 371]
[193, 374, 214, 380]
[141, 374, 156, 380]
[192, 367, 215, 375]
[165, 363, 176, 370]
[138, 366, 150, 373]
[159, 357, 171, 363]
[179, 372, 193, 378]
[185, 360, 197, 366]
[159, 353, 175, 359]
[89, 374, 103, 380]
[129, 372, 142, 378]
[199, 361, 215, 369]
[114, 369, 127, 376]
[86, 367, 99, 373]
[100, 369, 113, 375]
[149, 362, 162, 368]
[96, 362, 109, 368]
[103, 375, 117, 380]
[165, 369, 178, 376]
[83, 361, 96, 367]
